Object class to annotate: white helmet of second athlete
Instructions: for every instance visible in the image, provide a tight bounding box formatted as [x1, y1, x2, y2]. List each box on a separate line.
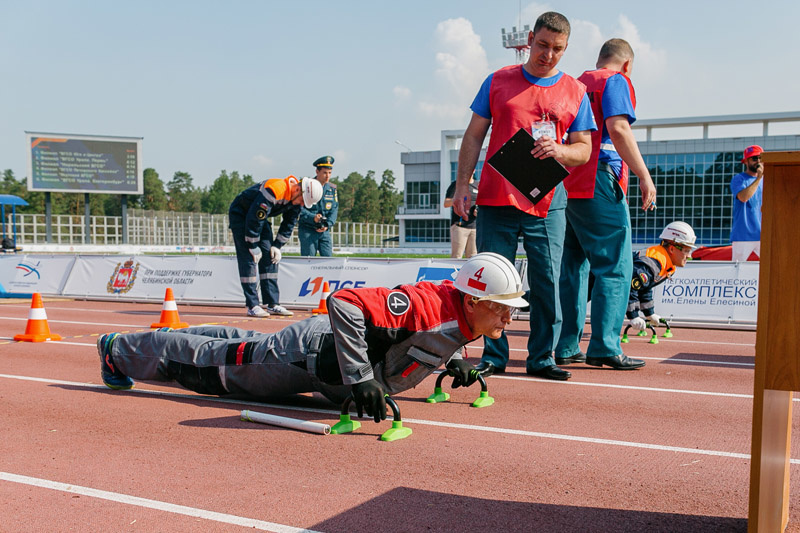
[659, 221, 697, 249]
[301, 177, 323, 208]
[454, 252, 528, 307]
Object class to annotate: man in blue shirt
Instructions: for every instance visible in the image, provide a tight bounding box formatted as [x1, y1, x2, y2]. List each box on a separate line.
[555, 38, 655, 371]
[730, 145, 764, 261]
[452, 11, 596, 381]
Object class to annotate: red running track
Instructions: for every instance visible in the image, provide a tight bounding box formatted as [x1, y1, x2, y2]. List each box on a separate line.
[1, 297, 798, 532]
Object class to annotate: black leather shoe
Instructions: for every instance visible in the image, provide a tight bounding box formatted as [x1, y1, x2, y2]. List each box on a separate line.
[585, 354, 645, 370]
[555, 351, 586, 365]
[527, 365, 571, 381]
[475, 361, 504, 377]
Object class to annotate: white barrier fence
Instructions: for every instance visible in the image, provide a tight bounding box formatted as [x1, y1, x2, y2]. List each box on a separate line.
[4, 211, 400, 250]
[0, 254, 758, 327]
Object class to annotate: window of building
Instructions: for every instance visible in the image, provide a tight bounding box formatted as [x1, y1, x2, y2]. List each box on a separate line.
[404, 219, 450, 243]
[405, 181, 440, 211]
[629, 151, 738, 246]
[450, 161, 484, 182]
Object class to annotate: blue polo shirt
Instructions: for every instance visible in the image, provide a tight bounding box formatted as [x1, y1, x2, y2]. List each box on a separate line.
[597, 73, 636, 177]
[729, 172, 762, 241]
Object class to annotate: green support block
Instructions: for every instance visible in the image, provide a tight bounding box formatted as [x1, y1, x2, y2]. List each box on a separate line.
[381, 420, 412, 441]
[426, 387, 450, 403]
[330, 413, 361, 435]
[649, 334, 659, 345]
[662, 329, 673, 338]
[621, 333, 629, 343]
[471, 390, 494, 408]
[636, 330, 647, 337]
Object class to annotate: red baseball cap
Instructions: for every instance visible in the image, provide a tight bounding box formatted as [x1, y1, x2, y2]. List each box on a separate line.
[741, 145, 763, 163]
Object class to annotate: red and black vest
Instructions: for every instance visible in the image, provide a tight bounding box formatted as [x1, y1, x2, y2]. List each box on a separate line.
[478, 65, 586, 218]
[564, 68, 636, 199]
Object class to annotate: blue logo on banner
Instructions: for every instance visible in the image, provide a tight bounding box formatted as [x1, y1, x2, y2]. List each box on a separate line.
[416, 267, 458, 283]
[299, 276, 366, 297]
[16, 261, 41, 279]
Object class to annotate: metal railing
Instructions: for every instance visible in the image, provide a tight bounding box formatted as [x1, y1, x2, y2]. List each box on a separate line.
[3, 210, 399, 249]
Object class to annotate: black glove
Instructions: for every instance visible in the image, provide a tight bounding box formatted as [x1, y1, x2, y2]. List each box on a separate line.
[446, 358, 478, 389]
[351, 379, 387, 423]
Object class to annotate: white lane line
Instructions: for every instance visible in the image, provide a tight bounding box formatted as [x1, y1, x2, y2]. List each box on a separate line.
[0, 471, 320, 533]
[0, 344, 788, 403]
[0, 316, 150, 328]
[497, 347, 755, 367]
[499, 337, 755, 348]
[633, 338, 754, 347]
[2, 373, 798, 465]
[0, 340, 755, 366]
[0, 317, 295, 332]
[0, 304, 261, 321]
[638, 356, 754, 367]
[1, 303, 302, 320]
[491, 374, 762, 399]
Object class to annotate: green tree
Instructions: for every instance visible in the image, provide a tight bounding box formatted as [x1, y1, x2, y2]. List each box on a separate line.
[238, 173, 256, 190]
[202, 170, 241, 214]
[378, 169, 402, 223]
[350, 170, 381, 222]
[335, 171, 363, 222]
[101, 194, 122, 216]
[1, 169, 25, 197]
[167, 171, 201, 212]
[0, 169, 44, 213]
[131, 168, 168, 211]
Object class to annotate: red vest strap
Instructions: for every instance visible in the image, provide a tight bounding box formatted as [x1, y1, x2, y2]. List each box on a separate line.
[564, 69, 635, 199]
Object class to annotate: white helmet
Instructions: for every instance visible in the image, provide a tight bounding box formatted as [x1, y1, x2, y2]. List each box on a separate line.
[659, 221, 697, 249]
[301, 177, 323, 208]
[454, 252, 528, 307]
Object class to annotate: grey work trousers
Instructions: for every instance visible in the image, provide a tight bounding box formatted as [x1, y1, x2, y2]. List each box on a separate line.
[110, 323, 350, 404]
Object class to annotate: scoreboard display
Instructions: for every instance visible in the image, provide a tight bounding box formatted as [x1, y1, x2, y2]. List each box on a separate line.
[26, 132, 143, 194]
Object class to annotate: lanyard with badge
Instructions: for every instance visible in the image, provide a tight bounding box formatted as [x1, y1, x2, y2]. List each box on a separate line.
[531, 113, 557, 141]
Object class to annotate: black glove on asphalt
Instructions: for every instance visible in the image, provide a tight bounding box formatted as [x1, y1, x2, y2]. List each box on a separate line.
[446, 358, 478, 389]
[351, 379, 387, 423]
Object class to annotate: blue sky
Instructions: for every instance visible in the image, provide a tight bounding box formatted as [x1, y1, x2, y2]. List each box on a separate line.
[2, 1, 798, 191]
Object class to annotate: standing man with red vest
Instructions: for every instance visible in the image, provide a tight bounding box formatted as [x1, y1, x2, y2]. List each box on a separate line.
[452, 12, 596, 381]
[555, 38, 656, 371]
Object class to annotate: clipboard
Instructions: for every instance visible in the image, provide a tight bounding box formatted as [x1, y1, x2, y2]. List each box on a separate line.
[487, 127, 569, 205]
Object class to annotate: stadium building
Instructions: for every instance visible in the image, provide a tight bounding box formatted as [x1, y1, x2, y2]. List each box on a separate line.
[397, 111, 800, 249]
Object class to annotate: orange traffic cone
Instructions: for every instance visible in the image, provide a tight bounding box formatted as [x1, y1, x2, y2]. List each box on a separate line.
[150, 287, 189, 329]
[312, 282, 331, 315]
[14, 293, 62, 342]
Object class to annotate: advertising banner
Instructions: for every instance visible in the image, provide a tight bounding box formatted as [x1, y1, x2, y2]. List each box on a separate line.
[0, 254, 76, 296]
[61, 255, 242, 302]
[651, 261, 758, 323]
[0, 254, 759, 325]
[278, 257, 465, 306]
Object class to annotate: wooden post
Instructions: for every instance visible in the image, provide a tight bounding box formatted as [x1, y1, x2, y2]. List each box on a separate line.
[748, 151, 800, 532]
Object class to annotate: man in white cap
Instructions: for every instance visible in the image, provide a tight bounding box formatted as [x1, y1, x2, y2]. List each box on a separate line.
[97, 253, 527, 424]
[228, 175, 322, 317]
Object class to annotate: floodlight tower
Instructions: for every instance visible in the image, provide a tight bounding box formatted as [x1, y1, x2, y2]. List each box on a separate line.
[501, 24, 530, 64]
